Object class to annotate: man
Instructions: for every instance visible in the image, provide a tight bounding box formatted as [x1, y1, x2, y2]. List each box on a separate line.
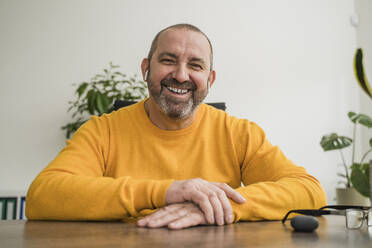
[26, 24, 326, 229]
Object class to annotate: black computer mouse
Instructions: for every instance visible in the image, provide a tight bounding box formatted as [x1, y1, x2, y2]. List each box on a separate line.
[290, 215, 319, 232]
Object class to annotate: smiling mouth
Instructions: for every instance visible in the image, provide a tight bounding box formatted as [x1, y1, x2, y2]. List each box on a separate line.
[164, 86, 191, 95]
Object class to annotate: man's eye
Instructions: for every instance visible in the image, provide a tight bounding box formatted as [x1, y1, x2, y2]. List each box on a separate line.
[190, 64, 203, 70]
[161, 59, 175, 64]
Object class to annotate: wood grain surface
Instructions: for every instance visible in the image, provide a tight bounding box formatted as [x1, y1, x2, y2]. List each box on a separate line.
[1, 216, 371, 248]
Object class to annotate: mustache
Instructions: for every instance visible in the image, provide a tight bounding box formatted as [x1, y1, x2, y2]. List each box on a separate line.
[160, 78, 197, 91]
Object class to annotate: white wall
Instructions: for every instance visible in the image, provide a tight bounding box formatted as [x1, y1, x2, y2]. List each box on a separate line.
[0, 0, 360, 203]
[355, 0, 372, 165]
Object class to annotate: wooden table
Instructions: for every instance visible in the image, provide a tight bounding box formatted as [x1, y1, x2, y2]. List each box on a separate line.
[1, 216, 371, 247]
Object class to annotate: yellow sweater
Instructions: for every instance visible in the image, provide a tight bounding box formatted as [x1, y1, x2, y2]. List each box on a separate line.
[26, 100, 326, 221]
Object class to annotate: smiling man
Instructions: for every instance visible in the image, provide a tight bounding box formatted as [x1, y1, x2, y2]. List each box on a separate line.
[26, 24, 326, 229]
[142, 25, 214, 127]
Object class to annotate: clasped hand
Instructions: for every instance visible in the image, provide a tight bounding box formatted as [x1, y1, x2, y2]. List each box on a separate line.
[137, 178, 246, 229]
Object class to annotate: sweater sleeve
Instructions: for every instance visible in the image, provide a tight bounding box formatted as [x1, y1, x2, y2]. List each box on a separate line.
[230, 120, 326, 222]
[26, 116, 173, 220]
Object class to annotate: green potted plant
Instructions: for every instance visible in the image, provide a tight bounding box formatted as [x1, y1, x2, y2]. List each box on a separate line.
[320, 48, 372, 206]
[62, 62, 148, 138]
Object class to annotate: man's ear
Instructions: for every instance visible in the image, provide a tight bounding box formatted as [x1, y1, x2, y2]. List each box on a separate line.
[141, 58, 149, 81]
[208, 70, 216, 88]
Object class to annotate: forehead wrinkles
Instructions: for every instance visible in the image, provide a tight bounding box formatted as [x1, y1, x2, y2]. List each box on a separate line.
[155, 29, 210, 66]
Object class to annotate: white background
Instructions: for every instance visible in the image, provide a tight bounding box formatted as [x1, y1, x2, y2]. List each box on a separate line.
[0, 0, 371, 204]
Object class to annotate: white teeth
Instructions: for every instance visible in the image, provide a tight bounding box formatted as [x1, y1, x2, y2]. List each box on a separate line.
[167, 86, 188, 94]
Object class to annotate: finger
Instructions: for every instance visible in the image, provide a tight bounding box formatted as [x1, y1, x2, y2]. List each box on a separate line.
[137, 214, 155, 227]
[213, 183, 246, 204]
[197, 183, 227, 225]
[147, 207, 189, 228]
[137, 209, 166, 227]
[209, 194, 225, 225]
[215, 190, 234, 224]
[137, 205, 183, 227]
[168, 212, 204, 230]
[191, 193, 215, 224]
[200, 184, 230, 225]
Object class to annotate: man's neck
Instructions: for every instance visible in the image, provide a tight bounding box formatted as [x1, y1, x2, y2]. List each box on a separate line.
[144, 98, 198, 130]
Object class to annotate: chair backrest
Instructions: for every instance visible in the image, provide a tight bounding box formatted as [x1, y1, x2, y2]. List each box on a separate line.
[113, 100, 226, 111]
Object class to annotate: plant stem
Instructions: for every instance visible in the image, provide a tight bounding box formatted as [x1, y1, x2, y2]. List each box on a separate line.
[339, 149, 351, 187]
[360, 148, 372, 165]
[352, 122, 357, 164]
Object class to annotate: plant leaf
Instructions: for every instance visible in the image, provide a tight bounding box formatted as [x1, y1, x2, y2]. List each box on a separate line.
[96, 93, 110, 114]
[62, 62, 148, 139]
[357, 113, 372, 128]
[110, 62, 120, 68]
[347, 112, 358, 123]
[102, 94, 111, 111]
[350, 165, 370, 197]
[95, 93, 104, 114]
[360, 163, 370, 173]
[348, 112, 372, 128]
[320, 133, 352, 151]
[76, 82, 88, 98]
[354, 48, 372, 99]
[87, 90, 97, 115]
[370, 138, 372, 148]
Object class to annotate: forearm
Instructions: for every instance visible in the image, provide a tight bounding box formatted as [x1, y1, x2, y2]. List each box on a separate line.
[231, 174, 326, 221]
[26, 172, 173, 220]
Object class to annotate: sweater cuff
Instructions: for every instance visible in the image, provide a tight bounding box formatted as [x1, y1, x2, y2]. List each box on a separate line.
[150, 179, 174, 208]
[119, 178, 174, 217]
[230, 187, 257, 222]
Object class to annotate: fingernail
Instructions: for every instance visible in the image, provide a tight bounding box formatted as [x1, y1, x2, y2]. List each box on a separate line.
[228, 215, 234, 223]
[209, 217, 215, 224]
[240, 196, 246, 202]
[170, 222, 179, 228]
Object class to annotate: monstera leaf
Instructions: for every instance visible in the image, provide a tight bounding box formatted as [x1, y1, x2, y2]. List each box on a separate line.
[348, 112, 372, 128]
[320, 133, 352, 151]
[350, 163, 370, 197]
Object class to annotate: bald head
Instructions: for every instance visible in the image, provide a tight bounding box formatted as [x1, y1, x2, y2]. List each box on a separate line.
[147, 24, 214, 71]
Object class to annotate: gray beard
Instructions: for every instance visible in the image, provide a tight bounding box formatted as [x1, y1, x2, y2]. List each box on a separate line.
[147, 76, 209, 120]
[155, 90, 194, 119]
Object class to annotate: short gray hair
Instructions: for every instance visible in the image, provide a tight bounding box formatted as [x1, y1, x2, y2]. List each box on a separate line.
[147, 23, 213, 70]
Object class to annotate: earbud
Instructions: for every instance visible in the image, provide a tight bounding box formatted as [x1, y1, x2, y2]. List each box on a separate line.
[290, 215, 319, 232]
[144, 70, 148, 81]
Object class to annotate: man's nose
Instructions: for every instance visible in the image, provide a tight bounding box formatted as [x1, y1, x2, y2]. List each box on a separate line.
[172, 64, 190, 83]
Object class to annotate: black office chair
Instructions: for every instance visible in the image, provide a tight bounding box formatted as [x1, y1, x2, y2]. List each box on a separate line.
[113, 100, 226, 111]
